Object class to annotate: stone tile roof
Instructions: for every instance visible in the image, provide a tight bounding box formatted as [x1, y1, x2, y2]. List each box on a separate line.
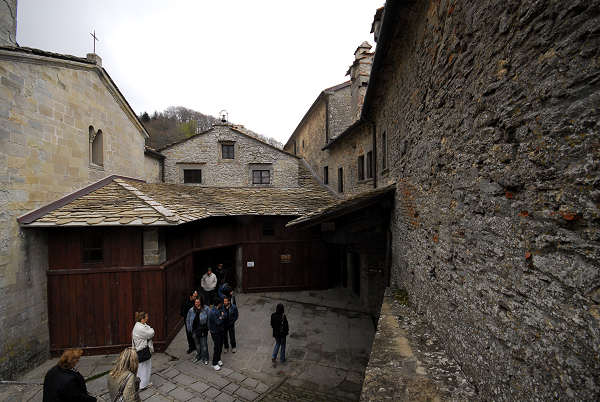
[286, 183, 396, 228]
[19, 162, 336, 227]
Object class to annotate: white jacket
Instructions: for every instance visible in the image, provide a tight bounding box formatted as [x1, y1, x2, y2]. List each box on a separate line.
[132, 321, 155, 352]
[201, 273, 217, 291]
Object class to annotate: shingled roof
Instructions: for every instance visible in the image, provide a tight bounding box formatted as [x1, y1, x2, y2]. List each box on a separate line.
[18, 161, 335, 227]
[286, 183, 396, 229]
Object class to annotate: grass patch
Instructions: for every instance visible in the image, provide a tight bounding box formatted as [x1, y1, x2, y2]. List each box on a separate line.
[392, 288, 410, 306]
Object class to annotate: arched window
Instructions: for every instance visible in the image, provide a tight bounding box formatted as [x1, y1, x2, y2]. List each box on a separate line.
[89, 126, 103, 166]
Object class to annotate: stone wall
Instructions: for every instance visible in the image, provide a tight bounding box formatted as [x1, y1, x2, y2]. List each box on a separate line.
[144, 154, 162, 183]
[371, 1, 600, 399]
[0, 0, 17, 47]
[162, 124, 299, 187]
[0, 52, 147, 379]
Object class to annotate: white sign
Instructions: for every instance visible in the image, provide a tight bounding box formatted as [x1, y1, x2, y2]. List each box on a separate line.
[247, 261, 254, 268]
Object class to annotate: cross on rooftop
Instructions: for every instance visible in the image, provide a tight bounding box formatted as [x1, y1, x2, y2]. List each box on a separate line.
[90, 30, 99, 53]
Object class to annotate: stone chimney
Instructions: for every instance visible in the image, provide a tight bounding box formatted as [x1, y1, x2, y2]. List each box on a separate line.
[86, 53, 102, 66]
[0, 0, 17, 47]
[371, 7, 384, 43]
[347, 41, 374, 121]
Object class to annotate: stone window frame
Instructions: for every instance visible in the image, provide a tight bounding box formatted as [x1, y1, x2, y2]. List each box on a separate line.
[249, 163, 273, 186]
[89, 125, 104, 168]
[221, 141, 235, 160]
[177, 162, 206, 185]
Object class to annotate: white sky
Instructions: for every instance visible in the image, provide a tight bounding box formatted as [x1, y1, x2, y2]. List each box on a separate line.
[16, 0, 383, 144]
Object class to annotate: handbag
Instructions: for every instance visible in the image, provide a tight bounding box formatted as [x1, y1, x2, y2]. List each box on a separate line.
[137, 345, 151, 363]
[113, 372, 132, 402]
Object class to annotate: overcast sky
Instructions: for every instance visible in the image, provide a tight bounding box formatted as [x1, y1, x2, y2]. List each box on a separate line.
[16, 0, 383, 144]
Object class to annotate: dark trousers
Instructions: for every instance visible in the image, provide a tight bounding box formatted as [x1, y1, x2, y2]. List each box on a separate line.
[203, 289, 217, 305]
[223, 325, 236, 349]
[185, 325, 196, 351]
[192, 331, 209, 362]
[210, 331, 223, 366]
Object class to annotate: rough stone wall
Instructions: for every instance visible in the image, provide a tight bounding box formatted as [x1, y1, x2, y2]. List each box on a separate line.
[373, 1, 600, 399]
[328, 85, 353, 140]
[0, 54, 146, 379]
[0, 0, 17, 47]
[162, 125, 299, 187]
[326, 125, 375, 197]
[144, 154, 162, 183]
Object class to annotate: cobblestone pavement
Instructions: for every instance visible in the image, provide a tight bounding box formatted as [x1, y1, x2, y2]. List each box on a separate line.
[0, 289, 374, 401]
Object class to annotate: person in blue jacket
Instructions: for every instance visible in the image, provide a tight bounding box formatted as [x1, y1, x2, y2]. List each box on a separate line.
[222, 296, 239, 353]
[186, 297, 210, 364]
[207, 300, 225, 371]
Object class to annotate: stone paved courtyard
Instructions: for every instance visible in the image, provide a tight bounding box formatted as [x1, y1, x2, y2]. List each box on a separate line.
[0, 289, 374, 401]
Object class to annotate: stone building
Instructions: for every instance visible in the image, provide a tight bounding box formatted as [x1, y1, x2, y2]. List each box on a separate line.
[0, 0, 151, 376]
[160, 123, 300, 188]
[287, 0, 600, 399]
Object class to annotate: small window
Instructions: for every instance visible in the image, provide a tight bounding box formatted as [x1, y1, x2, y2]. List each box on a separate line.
[222, 143, 234, 159]
[382, 131, 387, 170]
[293, 141, 297, 155]
[302, 139, 305, 149]
[358, 155, 365, 181]
[252, 170, 270, 185]
[366, 151, 373, 178]
[263, 222, 275, 236]
[280, 254, 292, 264]
[323, 166, 329, 185]
[82, 232, 103, 263]
[184, 169, 202, 183]
[89, 126, 103, 166]
[338, 167, 344, 193]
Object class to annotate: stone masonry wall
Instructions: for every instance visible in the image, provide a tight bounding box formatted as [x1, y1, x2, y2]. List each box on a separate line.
[0, 54, 146, 379]
[373, 1, 599, 399]
[144, 154, 162, 183]
[328, 85, 353, 141]
[0, 0, 17, 47]
[162, 125, 299, 187]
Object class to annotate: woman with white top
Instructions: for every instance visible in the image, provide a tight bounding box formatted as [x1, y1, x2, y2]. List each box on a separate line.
[132, 311, 155, 390]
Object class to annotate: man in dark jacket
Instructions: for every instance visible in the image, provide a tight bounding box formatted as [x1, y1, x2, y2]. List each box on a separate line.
[181, 290, 198, 353]
[208, 301, 225, 371]
[43, 349, 96, 402]
[215, 263, 228, 287]
[222, 296, 239, 353]
[270, 303, 289, 364]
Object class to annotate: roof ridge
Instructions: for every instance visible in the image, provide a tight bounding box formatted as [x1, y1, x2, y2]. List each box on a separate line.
[114, 179, 180, 223]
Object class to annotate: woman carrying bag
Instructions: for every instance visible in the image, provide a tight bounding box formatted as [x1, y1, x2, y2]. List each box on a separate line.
[132, 311, 155, 390]
[107, 348, 141, 402]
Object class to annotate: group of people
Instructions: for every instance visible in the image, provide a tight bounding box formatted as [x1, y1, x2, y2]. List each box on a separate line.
[41, 264, 290, 401]
[181, 264, 239, 371]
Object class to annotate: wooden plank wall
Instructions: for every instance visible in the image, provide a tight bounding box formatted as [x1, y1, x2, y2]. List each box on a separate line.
[47, 267, 164, 354]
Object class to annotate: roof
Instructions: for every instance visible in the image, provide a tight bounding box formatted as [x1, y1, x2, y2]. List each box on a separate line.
[158, 123, 296, 158]
[283, 81, 351, 150]
[18, 162, 336, 227]
[144, 146, 165, 159]
[322, 118, 365, 150]
[285, 183, 396, 229]
[0, 46, 150, 140]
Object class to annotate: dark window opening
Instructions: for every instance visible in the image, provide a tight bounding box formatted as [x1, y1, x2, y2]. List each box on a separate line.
[366, 151, 373, 178]
[338, 167, 344, 193]
[293, 141, 297, 155]
[263, 222, 275, 236]
[90, 126, 103, 166]
[323, 166, 329, 184]
[382, 131, 387, 170]
[222, 143, 234, 159]
[82, 232, 103, 263]
[184, 169, 202, 183]
[252, 170, 270, 184]
[302, 139, 305, 149]
[358, 155, 365, 181]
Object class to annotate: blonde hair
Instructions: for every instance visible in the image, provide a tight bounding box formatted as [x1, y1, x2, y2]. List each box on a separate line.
[135, 311, 147, 322]
[110, 347, 139, 378]
[58, 348, 83, 369]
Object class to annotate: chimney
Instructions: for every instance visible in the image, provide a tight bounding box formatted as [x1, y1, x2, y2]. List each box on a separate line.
[371, 7, 384, 43]
[86, 53, 103, 67]
[0, 0, 17, 47]
[347, 41, 374, 121]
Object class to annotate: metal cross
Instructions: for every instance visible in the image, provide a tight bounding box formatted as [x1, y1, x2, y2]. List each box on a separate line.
[90, 30, 99, 53]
